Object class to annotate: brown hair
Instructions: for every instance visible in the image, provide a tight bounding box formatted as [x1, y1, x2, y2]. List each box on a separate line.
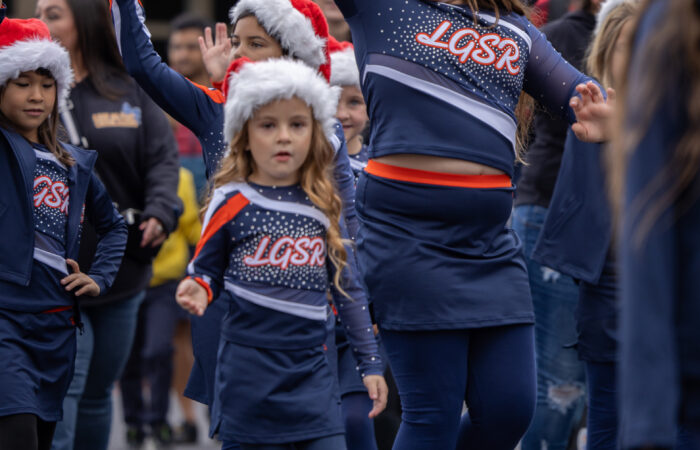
[208, 110, 349, 295]
[0, 69, 75, 167]
[609, 0, 700, 246]
[586, 1, 638, 89]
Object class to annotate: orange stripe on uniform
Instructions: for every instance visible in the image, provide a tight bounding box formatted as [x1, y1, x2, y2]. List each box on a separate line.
[365, 160, 511, 189]
[189, 79, 225, 104]
[193, 193, 250, 260]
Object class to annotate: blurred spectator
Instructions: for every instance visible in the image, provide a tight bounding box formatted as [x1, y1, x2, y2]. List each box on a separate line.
[511, 1, 601, 449]
[168, 13, 210, 200]
[35, 0, 181, 449]
[120, 168, 202, 447]
[313, 0, 351, 41]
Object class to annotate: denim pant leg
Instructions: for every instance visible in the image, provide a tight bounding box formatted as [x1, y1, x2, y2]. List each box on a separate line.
[72, 292, 145, 450]
[513, 205, 587, 450]
[51, 314, 95, 450]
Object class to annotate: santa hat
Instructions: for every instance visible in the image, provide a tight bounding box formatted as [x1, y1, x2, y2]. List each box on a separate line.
[595, 0, 636, 35]
[328, 37, 360, 88]
[0, 15, 73, 111]
[223, 57, 340, 145]
[229, 0, 331, 81]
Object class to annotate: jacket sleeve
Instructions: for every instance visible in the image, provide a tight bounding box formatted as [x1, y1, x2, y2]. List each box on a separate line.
[330, 222, 383, 378]
[110, 0, 225, 173]
[331, 121, 359, 239]
[523, 24, 602, 124]
[137, 89, 182, 233]
[84, 172, 128, 294]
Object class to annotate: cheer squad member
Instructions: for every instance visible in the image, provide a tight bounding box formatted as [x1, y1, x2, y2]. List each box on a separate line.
[0, 13, 127, 450]
[34, 1, 182, 448]
[329, 38, 369, 184]
[176, 57, 387, 450]
[333, 0, 612, 447]
[532, 1, 637, 447]
[110, 0, 363, 412]
[612, 0, 700, 447]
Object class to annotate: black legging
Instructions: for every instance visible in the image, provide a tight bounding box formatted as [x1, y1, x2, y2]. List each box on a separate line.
[0, 414, 56, 450]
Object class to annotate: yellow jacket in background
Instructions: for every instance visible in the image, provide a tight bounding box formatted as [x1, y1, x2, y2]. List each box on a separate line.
[150, 168, 202, 287]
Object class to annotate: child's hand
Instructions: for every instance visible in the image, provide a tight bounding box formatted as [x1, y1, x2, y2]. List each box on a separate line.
[176, 278, 209, 316]
[570, 82, 616, 143]
[363, 374, 388, 418]
[61, 259, 101, 297]
[199, 23, 232, 83]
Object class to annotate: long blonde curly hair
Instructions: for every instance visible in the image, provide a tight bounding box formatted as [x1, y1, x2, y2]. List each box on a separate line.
[207, 112, 349, 295]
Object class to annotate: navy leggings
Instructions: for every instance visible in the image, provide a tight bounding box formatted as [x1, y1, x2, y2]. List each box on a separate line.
[341, 392, 376, 450]
[381, 324, 536, 450]
[585, 362, 618, 450]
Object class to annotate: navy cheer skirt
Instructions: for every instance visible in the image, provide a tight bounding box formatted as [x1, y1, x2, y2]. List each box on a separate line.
[211, 339, 344, 444]
[0, 307, 76, 421]
[356, 161, 533, 330]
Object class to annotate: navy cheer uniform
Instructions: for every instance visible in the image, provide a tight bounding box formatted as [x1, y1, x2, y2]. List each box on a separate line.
[335, 0, 599, 446]
[186, 182, 382, 444]
[0, 128, 126, 421]
[349, 145, 369, 184]
[110, 0, 366, 407]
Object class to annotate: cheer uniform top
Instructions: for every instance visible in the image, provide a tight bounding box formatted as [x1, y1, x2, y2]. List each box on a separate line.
[349, 145, 369, 184]
[187, 182, 382, 443]
[0, 127, 126, 421]
[336, 0, 598, 177]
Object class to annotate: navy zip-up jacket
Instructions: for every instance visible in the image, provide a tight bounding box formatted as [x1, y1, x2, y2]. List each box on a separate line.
[0, 127, 127, 312]
[531, 130, 611, 284]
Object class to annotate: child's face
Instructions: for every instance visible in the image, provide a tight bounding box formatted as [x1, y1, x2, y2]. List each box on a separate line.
[230, 16, 284, 63]
[0, 71, 56, 142]
[36, 0, 78, 55]
[247, 97, 314, 187]
[336, 85, 368, 144]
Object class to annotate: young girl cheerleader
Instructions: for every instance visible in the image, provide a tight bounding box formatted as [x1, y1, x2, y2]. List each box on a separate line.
[0, 15, 126, 450]
[329, 38, 369, 183]
[611, 0, 700, 447]
[531, 1, 638, 447]
[176, 57, 387, 450]
[333, 0, 613, 448]
[110, 0, 365, 418]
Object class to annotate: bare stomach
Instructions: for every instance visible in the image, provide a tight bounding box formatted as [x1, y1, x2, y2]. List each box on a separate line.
[374, 154, 507, 176]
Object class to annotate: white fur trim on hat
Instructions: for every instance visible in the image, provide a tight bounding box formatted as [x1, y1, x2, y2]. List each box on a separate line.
[595, 0, 635, 35]
[330, 48, 360, 87]
[0, 39, 73, 111]
[230, 0, 326, 70]
[224, 58, 340, 145]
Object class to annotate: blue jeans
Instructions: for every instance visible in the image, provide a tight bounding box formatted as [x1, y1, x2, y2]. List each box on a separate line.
[381, 325, 536, 450]
[51, 292, 145, 450]
[512, 205, 587, 450]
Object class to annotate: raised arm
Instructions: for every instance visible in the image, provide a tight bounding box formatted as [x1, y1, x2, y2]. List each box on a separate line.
[109, 0, 224, 140]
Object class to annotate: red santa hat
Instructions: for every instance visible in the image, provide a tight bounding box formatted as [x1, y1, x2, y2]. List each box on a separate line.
[222, 57, 340, 145]
[0, 15, 73, 111]
[229, 0, 331, 82]
[328, 36, 359, 88]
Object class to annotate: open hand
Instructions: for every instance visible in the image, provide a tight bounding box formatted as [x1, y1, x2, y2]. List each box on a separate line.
[363, 374, 389, 418]
[199, 23, 232, 83]
[61, 259, 100, 297]
[570, 81, 616, 143]
[176, 278, 209, 316]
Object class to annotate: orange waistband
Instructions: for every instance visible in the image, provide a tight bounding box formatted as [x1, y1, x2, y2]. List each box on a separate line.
[365, 160, 512, 188]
